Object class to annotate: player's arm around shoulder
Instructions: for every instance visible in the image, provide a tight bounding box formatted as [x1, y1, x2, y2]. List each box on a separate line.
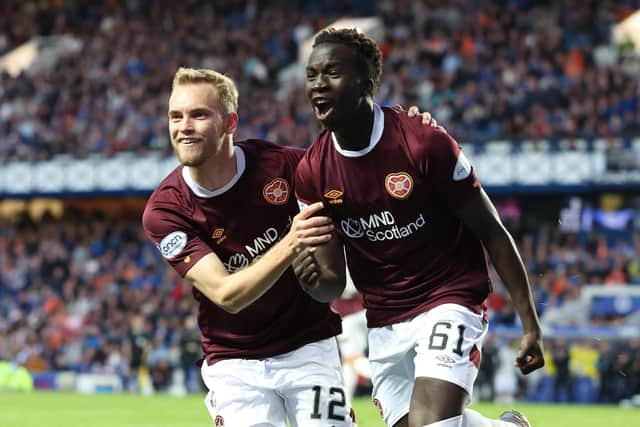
[399, 105, 443, 129]
[185, 202, 334, 314]
[454, 191, 545, 375]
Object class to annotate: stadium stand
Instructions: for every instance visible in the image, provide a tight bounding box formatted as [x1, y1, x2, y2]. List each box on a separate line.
[1, 0, 639, 159]
[1, 0, 640, 406]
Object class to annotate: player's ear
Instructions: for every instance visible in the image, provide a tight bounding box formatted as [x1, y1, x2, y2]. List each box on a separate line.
[360, 78, 374, 97]
[225, 112, 238, 135]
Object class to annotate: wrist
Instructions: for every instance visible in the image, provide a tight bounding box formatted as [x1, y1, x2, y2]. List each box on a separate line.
[517, 305, 542, 334]
[281, 232, 298, 259]
[522, 324, 543, 337]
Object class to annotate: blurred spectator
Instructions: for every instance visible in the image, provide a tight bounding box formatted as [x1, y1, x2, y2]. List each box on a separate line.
[178, 315, 202, 393]
[610, 350, 635, 402]
[596, 340, 617, 403]
[493, 338, 520, 404]
[476, 334, 499, 402]
[149, 358, 172, 392]
[551, 338, 573, 402]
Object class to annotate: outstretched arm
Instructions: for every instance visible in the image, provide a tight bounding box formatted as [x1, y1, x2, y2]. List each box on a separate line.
[185, 202, 334, 313]
[455, 189, 545, 375]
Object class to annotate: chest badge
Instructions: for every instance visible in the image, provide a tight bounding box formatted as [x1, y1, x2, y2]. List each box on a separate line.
[263, 178, 290, 205]
[385, 172, 413, 199]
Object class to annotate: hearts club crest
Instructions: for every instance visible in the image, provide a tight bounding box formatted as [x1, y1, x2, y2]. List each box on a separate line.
[385, 172, 413, 199]
[263, 178, 290, 205]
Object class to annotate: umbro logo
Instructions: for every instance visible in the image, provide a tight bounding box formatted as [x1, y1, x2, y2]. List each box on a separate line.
[436, 355, 456, 364]
[324, 189, 343, 205]
[212, 228, 226, 244]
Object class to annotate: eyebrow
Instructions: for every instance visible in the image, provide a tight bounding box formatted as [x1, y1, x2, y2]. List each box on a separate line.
[306, 61, 341, 70]
[168, 107, 211, 115]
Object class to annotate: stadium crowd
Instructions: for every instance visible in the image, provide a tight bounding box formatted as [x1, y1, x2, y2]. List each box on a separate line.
[0, 210, 200, 392]
[1, 206, 639, 402]
[1, 0, 639, 162]
[1, 0, 640, 405]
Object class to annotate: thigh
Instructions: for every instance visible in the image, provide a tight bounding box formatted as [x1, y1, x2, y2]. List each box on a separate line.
[368, 324, 416, 427]
[413, 304, 488, 396]
[201, 359, 286, 427]
[276, 338, 354, 427]
[409, 304, 488, 424]
[409, 377, 467, 425]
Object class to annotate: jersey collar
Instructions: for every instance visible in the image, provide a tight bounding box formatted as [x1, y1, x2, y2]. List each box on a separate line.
[331, 103, 384, 157]
[182, 146, 246, 198]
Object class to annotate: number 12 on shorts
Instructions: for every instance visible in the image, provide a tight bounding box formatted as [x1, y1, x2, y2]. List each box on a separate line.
[310, 385, 346, 421]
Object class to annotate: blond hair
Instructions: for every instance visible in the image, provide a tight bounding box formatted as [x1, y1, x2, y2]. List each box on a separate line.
[172, 67, 239, 113]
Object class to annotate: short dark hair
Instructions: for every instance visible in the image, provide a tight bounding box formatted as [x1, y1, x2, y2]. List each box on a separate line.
[312, 27, 382, 97]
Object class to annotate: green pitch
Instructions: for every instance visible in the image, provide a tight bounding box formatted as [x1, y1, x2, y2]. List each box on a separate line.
[0, 392, 637, 426]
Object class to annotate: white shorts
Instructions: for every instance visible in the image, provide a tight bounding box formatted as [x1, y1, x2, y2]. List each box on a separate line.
[337, 309, 368, 359]
[200, 338, 354, 427]
[368, 304, 488, 427]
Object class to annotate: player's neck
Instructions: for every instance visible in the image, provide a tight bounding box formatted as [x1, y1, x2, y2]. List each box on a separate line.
[188, 138, 237, 191]
[332, 100, 374, 151]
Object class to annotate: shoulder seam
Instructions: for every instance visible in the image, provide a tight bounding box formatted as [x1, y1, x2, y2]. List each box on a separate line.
[390, 111, 425, 174]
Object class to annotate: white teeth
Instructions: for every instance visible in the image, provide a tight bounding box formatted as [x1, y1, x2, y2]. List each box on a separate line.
[314, 99, 333, 118]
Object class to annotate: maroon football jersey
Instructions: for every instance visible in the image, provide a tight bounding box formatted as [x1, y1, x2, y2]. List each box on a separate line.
[143, 139, 341, 364]
[296, 106, 491, 328]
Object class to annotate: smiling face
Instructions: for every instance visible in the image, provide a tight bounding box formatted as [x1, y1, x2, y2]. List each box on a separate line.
[168, 83, 228, 167]
[305, 43, 368, 131]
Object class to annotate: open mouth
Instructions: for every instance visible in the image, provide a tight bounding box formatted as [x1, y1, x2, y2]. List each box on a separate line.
[313, 99, 335, 121]
[178, 138, 200, 145]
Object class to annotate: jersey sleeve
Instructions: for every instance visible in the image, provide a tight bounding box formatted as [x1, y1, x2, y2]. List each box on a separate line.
[426, 129, 482, 211]
[294, 151, 319, 209]
[142, 200, 212, 278]
[398, 111, 482, 212]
